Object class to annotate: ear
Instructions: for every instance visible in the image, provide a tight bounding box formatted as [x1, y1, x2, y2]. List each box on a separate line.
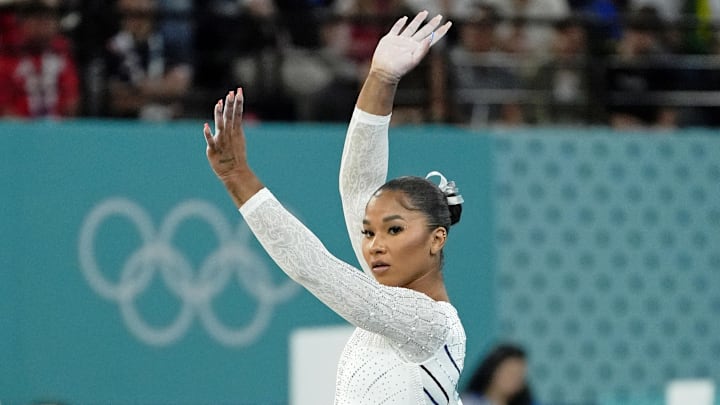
[429, 226, 447, 255]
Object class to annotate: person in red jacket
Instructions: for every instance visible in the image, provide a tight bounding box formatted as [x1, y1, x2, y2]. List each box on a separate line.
[0, 2, 79, 118]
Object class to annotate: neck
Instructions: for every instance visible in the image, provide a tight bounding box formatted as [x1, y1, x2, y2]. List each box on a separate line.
[405, 267, 449, 302]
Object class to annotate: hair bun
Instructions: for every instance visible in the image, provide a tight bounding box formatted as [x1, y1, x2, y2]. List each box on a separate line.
[425, 171, 464, 226]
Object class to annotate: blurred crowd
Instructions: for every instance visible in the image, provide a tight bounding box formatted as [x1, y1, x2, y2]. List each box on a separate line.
[3, 0, 720, 128]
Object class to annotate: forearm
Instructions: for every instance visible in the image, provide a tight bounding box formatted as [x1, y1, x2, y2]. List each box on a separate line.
[356, 70, 399, 115]
[339, 107, 390, 273]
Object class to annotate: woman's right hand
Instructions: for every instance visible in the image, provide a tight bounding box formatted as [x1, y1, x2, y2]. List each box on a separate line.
[369, 11, 452, 84]
[203, 88, 249, 182]
[203, 88, 264, 207]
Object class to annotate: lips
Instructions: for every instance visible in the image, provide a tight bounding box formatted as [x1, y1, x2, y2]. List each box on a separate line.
[370, 260, 390, 273]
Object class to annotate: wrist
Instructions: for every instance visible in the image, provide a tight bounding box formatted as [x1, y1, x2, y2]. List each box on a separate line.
[357, 71, 399, 115]
[367, 69, 401, 86]
[219, 167, 265, 208]
[219, 165, 255, 186]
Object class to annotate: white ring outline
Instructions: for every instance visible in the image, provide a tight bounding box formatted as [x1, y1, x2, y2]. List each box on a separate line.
[78, 197, 298, 346]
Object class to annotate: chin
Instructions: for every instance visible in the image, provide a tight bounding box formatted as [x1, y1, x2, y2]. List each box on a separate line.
[373, 274, 398, 287]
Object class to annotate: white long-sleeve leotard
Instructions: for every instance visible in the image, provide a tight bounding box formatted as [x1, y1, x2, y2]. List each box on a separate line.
[239, 108, 465, 404]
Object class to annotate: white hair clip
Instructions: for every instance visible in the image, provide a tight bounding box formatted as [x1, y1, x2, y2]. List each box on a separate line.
[426, 171, 464, 206]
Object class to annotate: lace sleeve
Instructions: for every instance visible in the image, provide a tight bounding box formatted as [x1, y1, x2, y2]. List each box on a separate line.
[338, 108, 390, 275]
[240, 188, 451, 362]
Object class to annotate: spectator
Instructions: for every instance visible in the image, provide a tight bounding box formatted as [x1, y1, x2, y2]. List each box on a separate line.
[73, 0, 118, 115]
[447, 5, 526, 126]
[274, 0, 332, 48]
[680, 0, 720, 54]
[462, 344, 538, 405]
[630, 0, 720, 30]
[575, 0, 624, 53]
[605, 6, 678, 128]
[105, 0, 192, 120]
[195, 0, 298, 120]
[1, 3, 23, 50]
[631, 0, 677, 21]
[333, 0, 412, 63]
[285, 14, 362, 121]
[0, 1, 80, 118]
[269, 0, 346, 120]
[485, 0, 571, 55]
[404, 0, 490, 18]
[157, 0, 193, 63]
[532, 17, 594, 124]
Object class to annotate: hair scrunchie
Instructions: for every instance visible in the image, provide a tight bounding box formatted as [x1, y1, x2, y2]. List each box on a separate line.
[426, 171, 464, 206]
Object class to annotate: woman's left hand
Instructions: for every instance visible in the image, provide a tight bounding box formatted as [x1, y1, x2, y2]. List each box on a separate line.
[369, 11, 452, 84]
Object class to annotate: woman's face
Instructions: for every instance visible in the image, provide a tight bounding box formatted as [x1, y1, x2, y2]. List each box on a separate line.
[492, 357, 528, 398]
[361, 190, 444, 287]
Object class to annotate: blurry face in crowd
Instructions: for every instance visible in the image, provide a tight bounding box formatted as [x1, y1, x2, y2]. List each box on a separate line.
[361, 190, 444, 288]
[118, 0, 156, 39]
[629, 29, 657, 54]
[511, 0, 530, 10]
[553, 24, 587, 56]
[460, 21, 496, 53]
[21, 12, 59, 48]
[566, 25, 587, 53]
[491, 357, 528, 398]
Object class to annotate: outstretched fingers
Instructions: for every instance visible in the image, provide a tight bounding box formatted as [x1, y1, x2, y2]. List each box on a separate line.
[203, 122, 215, 151]
[213, 99, 223, 134]
[412, 14, 443, 41]
[389, 15, 409, 35]
[232, 87, 244, 133]
[223, 91, 235, 134]
[429, 21, 452, 46]
[401, 10, 429, 37]
[205, 99, 224, 151]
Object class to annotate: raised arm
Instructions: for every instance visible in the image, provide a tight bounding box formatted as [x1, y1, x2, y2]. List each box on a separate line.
[339, 12, 452, 273]
[203, 87, 454, 362]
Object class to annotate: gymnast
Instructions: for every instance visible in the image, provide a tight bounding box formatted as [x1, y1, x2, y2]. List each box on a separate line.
[203, 11, 465, 404]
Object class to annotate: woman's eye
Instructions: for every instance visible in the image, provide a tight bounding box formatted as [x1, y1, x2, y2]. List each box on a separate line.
[361, 230, 374, 238]
[388, 226, 403, 235]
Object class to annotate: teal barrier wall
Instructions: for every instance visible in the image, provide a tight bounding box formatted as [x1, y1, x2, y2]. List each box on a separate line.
[0, 120, 494, 405]
[2, 121, 718, 405]
[492, 132, 720, 404]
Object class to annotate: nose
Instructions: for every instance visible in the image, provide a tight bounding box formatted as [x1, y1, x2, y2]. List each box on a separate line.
[368, 235, 386, 254]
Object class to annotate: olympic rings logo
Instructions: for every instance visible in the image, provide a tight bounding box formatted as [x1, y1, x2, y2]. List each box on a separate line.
[78, 198, 298, 347]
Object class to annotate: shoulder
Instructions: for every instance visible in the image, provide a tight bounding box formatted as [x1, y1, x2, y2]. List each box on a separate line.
[437, 300, 462, 322]
[438, 301, 465, 347]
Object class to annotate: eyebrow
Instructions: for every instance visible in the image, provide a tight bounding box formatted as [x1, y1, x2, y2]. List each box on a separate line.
[362, 215, 405, 225]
